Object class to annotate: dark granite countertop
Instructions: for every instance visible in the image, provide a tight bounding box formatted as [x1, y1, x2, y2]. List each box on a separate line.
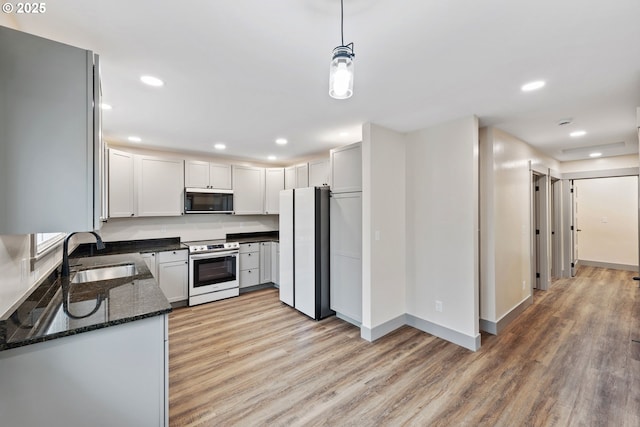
[0, 252, 171, 351]
[226, 231, 279, 244]
[71, 237, 185, 257]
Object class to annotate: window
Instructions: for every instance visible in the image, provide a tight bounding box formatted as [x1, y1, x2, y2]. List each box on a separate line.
[31, 232, 66, 257]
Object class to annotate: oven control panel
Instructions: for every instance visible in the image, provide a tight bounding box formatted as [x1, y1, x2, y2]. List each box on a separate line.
[189, 241, 240, 254]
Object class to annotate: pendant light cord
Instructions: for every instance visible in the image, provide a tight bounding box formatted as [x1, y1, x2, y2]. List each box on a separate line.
[341, 0, 344, 46]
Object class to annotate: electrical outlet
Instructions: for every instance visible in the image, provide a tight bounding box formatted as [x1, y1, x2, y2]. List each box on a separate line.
[522, 280, 526, 290]
[435, 300, 443, 312]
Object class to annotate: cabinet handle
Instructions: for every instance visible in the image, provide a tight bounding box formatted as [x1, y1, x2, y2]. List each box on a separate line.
[151, 253, 155, 257]
[185, 261, 188, 264]
[130, 213, 134, 216]
[173, 251, 176, 254]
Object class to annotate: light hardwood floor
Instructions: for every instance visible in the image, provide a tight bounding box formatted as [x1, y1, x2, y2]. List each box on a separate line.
[169, 267, 640, 426]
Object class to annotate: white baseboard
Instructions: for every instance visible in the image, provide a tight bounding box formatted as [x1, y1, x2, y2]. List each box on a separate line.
[480, 294, 532, 335]
[360, 314, 406, 342]
[335, 312, 361, 328]
[406, 315, 481, 352]
[578, 260, 639, 272]
[359, 313, 481, 352]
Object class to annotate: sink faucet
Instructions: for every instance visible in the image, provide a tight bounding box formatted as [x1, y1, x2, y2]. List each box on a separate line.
[61, 231, 106, 277]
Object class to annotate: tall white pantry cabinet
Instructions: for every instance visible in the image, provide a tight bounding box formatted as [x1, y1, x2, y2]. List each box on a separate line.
[329, 142, 363, 325]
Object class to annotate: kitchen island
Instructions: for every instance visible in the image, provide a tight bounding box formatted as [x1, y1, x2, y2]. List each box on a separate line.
[0, 249, 171, 427]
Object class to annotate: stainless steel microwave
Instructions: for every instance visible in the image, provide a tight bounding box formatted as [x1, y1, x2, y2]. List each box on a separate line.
[184, 188, 234, 213]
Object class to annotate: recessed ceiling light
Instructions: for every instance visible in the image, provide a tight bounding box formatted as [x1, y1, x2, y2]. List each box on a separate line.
[339, 131, 349, 137]
[589, 152, 602, 158]
[521, 80, 545, 92]
[100, 103, 112, 110]
[275, 138, 287, 145]
[570, 130, 587, 137]
[268, 155, 277, 161]
[214, 143, 226, 150]
[127, 136, 142, 142]
[140, 75, 164, 87]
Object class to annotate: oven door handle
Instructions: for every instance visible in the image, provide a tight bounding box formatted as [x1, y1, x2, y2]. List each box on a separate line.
[189, 251, 239, 260]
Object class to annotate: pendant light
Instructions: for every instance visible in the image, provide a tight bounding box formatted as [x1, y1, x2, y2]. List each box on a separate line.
[329, 0, 355, 99]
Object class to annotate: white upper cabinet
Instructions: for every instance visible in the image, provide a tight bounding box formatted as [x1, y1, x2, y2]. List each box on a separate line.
[0, 27, 102, 233]
[232, 165, 265, 215]
[264, 168, 284, 214]
[295, 163, 309, 188]
[108, 149, 135, 218]
[284, 167, 296, 190]
[184, 160, 231, 189]
[308, 159, 330, 187]
[330, 142, 362, 193]
[136, 155, 184, 216]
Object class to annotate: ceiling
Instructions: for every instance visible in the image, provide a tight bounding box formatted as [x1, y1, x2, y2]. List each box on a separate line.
[11, 0, 640, 163]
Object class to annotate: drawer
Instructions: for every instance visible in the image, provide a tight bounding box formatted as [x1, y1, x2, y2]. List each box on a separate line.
[240, 268, 260, 288]
[239, 252, 259, 269]
[157, 249, 188, 263]
[239, 242, 259, 254]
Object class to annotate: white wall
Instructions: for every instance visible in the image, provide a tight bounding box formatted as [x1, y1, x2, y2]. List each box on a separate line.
[405, 116, 479, 344]
[0, 12, 18, 28]
[361, 123, 406, 335]
[479, 127, 560, 326]
[561, 154, 638, 173]
[574, 176, 638, 267]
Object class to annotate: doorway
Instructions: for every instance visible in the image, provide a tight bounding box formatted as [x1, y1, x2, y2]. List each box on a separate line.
[531, 172, 550, 290]
[572, 176, 639, 271]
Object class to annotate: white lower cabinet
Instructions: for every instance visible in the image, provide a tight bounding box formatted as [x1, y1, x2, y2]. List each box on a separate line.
[0, 315, 168, 427]
[260, 242, 272, 284]
[142, 250, 188, 303]
[239, 241, 279, 288]
[239, 243, 260, 288]
[271, 242, 280, 286]
[157, 250, 188, 303]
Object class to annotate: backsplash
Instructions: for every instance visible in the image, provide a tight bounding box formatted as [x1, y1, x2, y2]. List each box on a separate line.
[97, 214, 278, 243]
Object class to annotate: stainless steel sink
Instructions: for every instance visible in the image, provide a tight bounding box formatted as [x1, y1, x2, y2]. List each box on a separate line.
[71, 264, 138, 284]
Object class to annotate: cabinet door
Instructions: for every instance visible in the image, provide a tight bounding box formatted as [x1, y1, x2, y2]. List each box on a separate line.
[295, 163, 309, 188]
[141, 252, 157, 279]
[232, 166, 265, 215]
[209, 163, 232, 189]
[184, 160, 210, 188]
[0, 27, 98, 233]
[284, 167, 296, 190]
[239, 269, 260, 288]
[330, 192, 362, 323]
[271, 242, 279, 286]
[157, 259, 188, 303]
[108, 149, 135, 218]
[264, 168, 284, 214]
[330, 142, 361, 193]
[309, 159, 330, 187]
[259, 242, 272, 284]
[137, 155, 184, 216]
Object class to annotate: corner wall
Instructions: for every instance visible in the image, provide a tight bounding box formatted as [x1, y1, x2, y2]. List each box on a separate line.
[479, 127, 560, 333]
[361, 123, 406, 339]
[405, 116, 480, 350]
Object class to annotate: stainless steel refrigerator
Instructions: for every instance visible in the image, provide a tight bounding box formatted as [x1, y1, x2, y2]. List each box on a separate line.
[279, 186, 333, 320]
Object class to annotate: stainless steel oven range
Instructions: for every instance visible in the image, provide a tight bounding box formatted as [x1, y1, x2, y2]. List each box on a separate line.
[184, 240, 240, 306]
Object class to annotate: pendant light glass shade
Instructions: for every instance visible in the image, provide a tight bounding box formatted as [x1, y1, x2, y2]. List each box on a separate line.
[329, 45, 354, 99]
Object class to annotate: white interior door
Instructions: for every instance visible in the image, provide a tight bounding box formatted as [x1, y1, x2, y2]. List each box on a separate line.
[571, 181, 579, 276]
